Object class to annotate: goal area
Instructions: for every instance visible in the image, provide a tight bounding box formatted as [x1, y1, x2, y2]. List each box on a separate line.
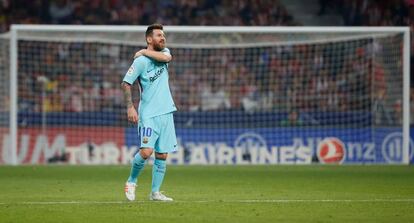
[0, 25, 411, 165]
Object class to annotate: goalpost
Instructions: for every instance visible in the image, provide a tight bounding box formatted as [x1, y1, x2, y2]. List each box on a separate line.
[0, 25, 411, 165]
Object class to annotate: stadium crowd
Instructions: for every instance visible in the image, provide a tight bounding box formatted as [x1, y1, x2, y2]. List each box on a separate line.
[15, 33, 393, 117]
[319, 0, 411, 26]
[0, 0, 296, 32]
[0, 0, 412, 125]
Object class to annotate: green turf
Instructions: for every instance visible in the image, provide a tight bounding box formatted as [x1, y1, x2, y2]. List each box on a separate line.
[0, 165, 413, 222]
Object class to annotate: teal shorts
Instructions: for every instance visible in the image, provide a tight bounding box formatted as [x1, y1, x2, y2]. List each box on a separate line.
[138, 112, 177, 153]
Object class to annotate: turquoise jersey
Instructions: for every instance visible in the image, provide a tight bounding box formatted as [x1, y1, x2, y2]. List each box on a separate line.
[123, 48, 176, 119]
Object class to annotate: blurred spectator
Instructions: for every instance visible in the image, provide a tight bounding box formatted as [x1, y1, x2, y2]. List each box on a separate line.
[393, 99, 403, 125]
[49, 0, 75, 24]
[201, 81, 231, 111]
[280, 110, 304, 126]
[61, 82, 84, 112]
[44, 93, 63, 112]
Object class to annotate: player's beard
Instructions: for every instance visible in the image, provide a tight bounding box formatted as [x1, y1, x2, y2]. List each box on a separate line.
[153, 40, 165, 51]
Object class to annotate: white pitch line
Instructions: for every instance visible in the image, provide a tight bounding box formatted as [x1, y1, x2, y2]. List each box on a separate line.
[1, 199, 414, 205]
[231, 199, 414, 203]
[23, 201, 127, 205]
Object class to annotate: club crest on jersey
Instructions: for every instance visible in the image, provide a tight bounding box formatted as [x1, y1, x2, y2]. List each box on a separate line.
[143, 137, 149, 144]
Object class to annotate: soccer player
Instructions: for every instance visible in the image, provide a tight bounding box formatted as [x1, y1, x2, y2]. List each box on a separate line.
[121, 24, 177, 202]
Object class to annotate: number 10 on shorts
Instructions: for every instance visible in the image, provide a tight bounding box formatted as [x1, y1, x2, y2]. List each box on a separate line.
[139, 127, 153, 137]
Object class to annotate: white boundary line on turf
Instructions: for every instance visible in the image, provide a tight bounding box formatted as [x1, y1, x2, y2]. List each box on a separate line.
[234, 199, 414, 203]
[1, 199, 414, 205]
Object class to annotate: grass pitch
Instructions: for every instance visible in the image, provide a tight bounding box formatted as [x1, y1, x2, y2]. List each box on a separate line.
[0, 165, 413, 222]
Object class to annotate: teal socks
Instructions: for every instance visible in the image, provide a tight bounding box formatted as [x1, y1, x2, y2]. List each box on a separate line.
[151, 159, 166, 192]
[127, 152, 146, 184]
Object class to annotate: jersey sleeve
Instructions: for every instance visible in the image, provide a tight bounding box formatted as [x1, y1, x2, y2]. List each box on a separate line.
[162, 48, 171, 56]
[123, 58, 145, 84]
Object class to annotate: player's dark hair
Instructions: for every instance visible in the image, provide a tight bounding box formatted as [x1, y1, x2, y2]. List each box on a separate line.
[146, 23, 163, 38]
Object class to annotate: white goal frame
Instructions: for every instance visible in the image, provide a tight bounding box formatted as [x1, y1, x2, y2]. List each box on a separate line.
[8, 25, 411, 165]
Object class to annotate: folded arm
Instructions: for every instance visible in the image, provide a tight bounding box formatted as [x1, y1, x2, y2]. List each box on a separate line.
[134, 49, 172, 62]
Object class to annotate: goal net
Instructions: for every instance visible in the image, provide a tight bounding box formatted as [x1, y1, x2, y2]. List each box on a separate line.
[0, 25, 411, 165]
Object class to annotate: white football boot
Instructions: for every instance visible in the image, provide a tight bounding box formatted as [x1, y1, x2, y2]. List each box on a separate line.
[124, 182, 136, 201]
[149, 191, 173, 201]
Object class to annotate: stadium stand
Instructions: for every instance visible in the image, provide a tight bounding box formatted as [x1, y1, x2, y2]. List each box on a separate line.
[0, 0, 413, 125]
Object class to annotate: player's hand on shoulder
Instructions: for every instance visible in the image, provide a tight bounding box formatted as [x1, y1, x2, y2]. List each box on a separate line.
[134, 49, 146, 59]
